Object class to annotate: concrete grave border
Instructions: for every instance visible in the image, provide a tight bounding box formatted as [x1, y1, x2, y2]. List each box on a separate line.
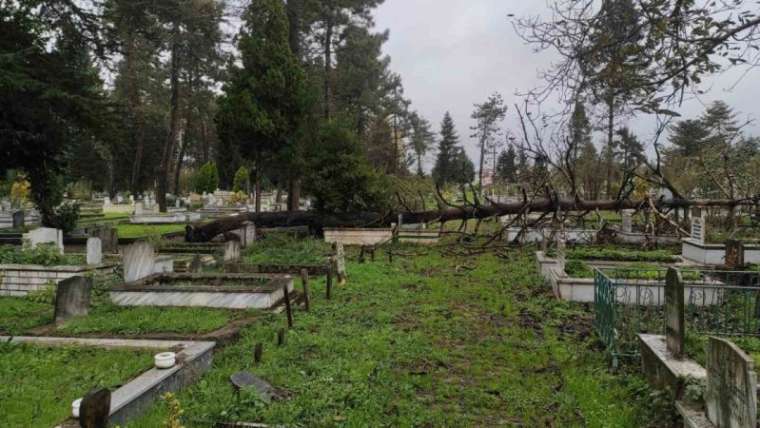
[1, 335, 214, 427]
[0, 263, 115, 297]
[110, 272, 294, 310]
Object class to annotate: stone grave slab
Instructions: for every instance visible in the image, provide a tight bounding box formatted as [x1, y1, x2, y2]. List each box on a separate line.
[23, 227, 63, 254]
[122, 242, 156, 283]
[665, 267, 685, 358]
[86, 237, 102, 265]
[54, 276, 93, 323]
[706, 336, 757, 428]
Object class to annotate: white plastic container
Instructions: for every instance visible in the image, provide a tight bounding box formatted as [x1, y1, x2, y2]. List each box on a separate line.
[154, 352, 176, 369]
[72, 398, 82, 418]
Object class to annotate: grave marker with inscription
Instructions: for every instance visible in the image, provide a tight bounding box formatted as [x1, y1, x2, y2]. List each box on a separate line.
[691, 208, 706, 245]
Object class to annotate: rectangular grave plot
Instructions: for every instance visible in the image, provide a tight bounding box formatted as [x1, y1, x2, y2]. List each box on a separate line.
[109, 273, 293, 310]
[225, 262, 330, 277]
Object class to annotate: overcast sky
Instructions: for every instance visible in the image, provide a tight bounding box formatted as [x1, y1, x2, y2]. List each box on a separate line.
[372, 0, 760, 169]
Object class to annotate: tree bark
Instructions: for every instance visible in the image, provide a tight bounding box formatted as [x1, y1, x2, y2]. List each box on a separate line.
[323, 14, 333, 120]
[185, 196, 754, 242]
[157, 23, 182, 213]
[126, 32, 146, 195]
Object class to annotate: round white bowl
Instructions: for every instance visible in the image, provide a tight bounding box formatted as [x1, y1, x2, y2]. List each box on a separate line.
[72, 398, 82, 418]
[154, 352, 176, 369]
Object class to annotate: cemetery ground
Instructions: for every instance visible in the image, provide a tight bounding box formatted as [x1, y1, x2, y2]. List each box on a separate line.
[0, 233, 668, 426]
[121, 235, 664, 427]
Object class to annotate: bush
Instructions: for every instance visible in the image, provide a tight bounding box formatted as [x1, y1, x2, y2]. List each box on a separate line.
[49, 201, 80, 233]
[232, 166, 250, 193]
[0, 244, 83, 266]
[304, 122, 391, 213]
[193, 162, 220, 194]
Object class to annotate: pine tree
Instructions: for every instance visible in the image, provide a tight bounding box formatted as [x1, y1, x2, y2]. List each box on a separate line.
[409, 112, 435, 177]
[496, 145, 518, 183]
[432, 112, 462, 185]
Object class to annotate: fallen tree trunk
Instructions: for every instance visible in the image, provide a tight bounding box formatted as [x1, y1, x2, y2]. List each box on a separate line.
[186, 197, 755, 242]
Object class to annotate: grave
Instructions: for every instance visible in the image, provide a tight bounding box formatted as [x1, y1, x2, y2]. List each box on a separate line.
[91, 226, 118, 254]
[12, 210, 24, 229]
[122, 242, 157, 283]
[23, 227, 64, 254]
[725, 239, 745, 269]
[638, 268, 708, 399]
[229, 221, 256, 248]
[2, 336, 214, 427]
[86, 237, 102, 265]
[621, 210, 634, 234]
[665, 268, 684, 358]
[675, 337, 759, 428]
[54, 276, 93, 323]
[705, 337, 757, 428]
[324, 228, 393, 246]
[110, 273, 294, 310]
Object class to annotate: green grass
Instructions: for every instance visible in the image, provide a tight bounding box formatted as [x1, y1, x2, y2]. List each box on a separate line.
[0, 343, 152, 427]
[0, 297, 52, 334]
[565, 260, 701, 280]
[685, 334, 760, 367]
[116, 224, 187, 239]
[56, 305, 241, 336]
[128, 240, 663, 427]
[244, 233, 331, 265]
[550, 245, 679, 263]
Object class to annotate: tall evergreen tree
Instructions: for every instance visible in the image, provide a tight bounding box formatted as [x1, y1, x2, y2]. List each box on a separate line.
[432, 112, 463, 185]
[409, 112, 435, 177]
[0, 3, 108, 225]
[496, 145, 518, 183]
[216, 0, 307, 213]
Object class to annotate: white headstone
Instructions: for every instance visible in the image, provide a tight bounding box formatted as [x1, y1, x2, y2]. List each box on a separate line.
[116, 195, 124, 204]
[23, 227, 64, 255]
[175, 199, 181, 209]
[134, 202, 144, 216]
[691, 209, 706, 245]
[103, 197, 111, 208]
[224, 240, 241, 262]
[86, 237, 102, 265]
[621, 210, 634, 233]
[122, 242, 156, 282]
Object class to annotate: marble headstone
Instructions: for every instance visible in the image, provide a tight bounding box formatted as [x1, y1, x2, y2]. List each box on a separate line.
[86, 237, 102, 265]
[122, 241, 156, 283]
[23, 227, 63, 255]
[690, 208, 706, 245]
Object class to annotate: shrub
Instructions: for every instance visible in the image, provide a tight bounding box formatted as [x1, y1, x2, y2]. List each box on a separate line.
[193, 162, 220, 194]
[0, 244, 83, 266]
[49, 201, 80, 234]
[232, 166, 250, 193]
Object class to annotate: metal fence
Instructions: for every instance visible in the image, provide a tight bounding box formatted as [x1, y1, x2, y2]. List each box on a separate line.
[592, 267, 760, 364]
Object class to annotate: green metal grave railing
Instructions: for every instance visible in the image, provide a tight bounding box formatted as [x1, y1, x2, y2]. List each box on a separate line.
[592, 267, 760, 364]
